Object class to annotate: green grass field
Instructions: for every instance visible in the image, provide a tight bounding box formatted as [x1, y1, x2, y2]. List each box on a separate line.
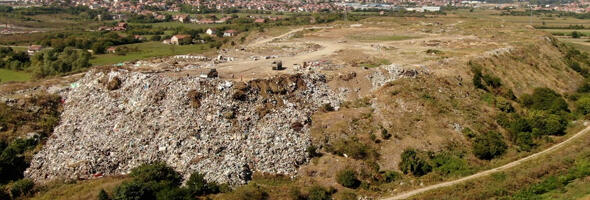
[0, 68, 32, 83]
[91, 42, 211, 66]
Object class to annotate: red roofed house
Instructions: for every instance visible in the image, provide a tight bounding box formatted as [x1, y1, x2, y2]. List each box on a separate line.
[223, 30, 238, 37]
[171, 34, 192, 45]
[27, 45, 43, 55]
[254, 18, 266, 23]
[106, 46, 118, 54]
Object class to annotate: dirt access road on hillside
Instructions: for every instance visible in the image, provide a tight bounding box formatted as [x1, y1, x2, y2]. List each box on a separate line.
[383, 125, 590, 200]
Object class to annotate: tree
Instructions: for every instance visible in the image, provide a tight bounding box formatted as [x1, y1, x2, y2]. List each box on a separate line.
[112, 181, 152, 200]
[129, 162, 182, 187]
[472, 131, 507, 160]
[336, 169, 361, 188]
[576, 96, 590, 115]
[399, 149, 432, 176]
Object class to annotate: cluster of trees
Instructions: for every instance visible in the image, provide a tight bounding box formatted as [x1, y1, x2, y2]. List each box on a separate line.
[0, 47, 30, 71]
[103, 163, 227, 200]
[30, 47, 91, 78]
[38, 32, 140, 54]
[0, 46, 91, 78]
[127, 14, 171, 23]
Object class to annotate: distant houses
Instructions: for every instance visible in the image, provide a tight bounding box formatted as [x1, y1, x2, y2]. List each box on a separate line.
[254, 18, 266, 23]
[98, 22, 128, 31]
[173, 14, 190, 23]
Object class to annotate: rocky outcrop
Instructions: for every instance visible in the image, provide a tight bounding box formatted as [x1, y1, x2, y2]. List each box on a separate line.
[25, 69, 341, 185]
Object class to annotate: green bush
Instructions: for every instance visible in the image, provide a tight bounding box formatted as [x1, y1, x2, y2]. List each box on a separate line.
[520, 88, 569, 113]
[0, 138, 37, 184]
[482, 74, 502, 88]
[336, 169, 361, 189]
[472, 131, 507, 160]
[575, 96, 590, 115]
[515, 131, 534, 151]
[9, 178, 34, 198]
[383, 171, 402, 183]
[307, 186, 332, 200]
[112, 181, 153, 200]
[129, 162, 182, 187]
[495, 97, 514, 112]
[526, 110, 567, 136]
[399, 149, 432, 176]
[185, 172, 220, 196]
[98, 189, 111, 200]
[462, 127, 476, 139]
[572, 31, 581, 38]
[431, 153, 470, 176]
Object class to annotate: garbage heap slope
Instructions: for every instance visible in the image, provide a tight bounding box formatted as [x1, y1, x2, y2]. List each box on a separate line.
[25, 69, 341, 185]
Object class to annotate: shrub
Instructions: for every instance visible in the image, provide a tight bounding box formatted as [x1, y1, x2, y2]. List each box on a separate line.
[431, 153, 470, 176]
[482, 74, 502, 88]
[515, 131, 535, 151]
[130, 162, 182, 187]
[0, 138, 37, 184]
[462, 127, 476, 139]
[472, 131, 507, 160]
[336, 169, 361, 189]
[307, 186, 332, 200]
[185, 172, 220, 196]
[9, 178, 34, 197]
[306, 145, 322, 158]
[572, 31, 581, 38]
[526, 111, 567, 136]
[381, 129, 392, 140]
[471, 66, 486, 90]
[521, 88, 569, 113]
[384, 171, 402, 183]
[399, 149, 432, 176]
[98, 189, 111, 200]
[113, 181, 152, 200]
[575, 96, 590, 115]
[495, 97, 514, 112]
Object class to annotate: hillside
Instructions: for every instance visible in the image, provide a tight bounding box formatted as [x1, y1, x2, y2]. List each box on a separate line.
[1, 13, 590, 200]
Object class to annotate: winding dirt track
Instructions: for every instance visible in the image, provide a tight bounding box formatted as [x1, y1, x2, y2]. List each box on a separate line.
[383, 125, 590, 200]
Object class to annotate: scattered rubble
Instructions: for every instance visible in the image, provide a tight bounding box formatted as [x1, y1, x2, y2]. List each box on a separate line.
[367, 64, 422, 90]
[25, 69, 342, 185]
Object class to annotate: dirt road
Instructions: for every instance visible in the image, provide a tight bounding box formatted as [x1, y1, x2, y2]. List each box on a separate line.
[383, 125, 590, 200]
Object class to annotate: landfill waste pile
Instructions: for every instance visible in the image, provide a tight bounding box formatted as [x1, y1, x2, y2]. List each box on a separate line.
[25, 69, 342, 185]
